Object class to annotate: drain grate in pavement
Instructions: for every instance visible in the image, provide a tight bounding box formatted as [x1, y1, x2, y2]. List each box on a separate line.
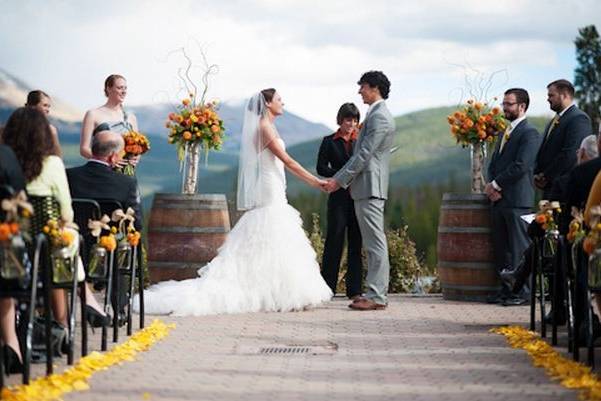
[237, 342, 338, 356]
[259, 346, 310, 354]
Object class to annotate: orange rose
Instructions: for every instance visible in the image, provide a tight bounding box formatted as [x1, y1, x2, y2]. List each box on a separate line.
[9, 222, 19, 235]
[535, 214, 547, 224]
[0, 224, 10, 242]
[183, 131, 192, 140]
[584, 237, 597, 254]
[210, 125, 220, 133]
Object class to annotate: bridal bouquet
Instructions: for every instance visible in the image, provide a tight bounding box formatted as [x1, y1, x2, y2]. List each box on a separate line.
[118, 130, 151, 176]
[166, 94, 225, 161]
[447, 100, 507, 146]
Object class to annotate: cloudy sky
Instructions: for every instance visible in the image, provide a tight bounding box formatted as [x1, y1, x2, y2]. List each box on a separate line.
[0, 0, 599, 128]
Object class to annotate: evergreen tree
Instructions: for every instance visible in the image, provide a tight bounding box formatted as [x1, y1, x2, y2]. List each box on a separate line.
[574, 25, 601, 135]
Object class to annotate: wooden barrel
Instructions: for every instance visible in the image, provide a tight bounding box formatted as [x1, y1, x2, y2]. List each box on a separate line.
[437, 193, 500, 302]
[147, 193, 231, 283]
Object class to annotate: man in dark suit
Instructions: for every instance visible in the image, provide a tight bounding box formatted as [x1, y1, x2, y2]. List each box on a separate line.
[534, 79, 593, 199]
[485, 88, 542, 305]
[67, 130, 142, 319]
[502, 135, 600, 302]
[66, 130, 142, 230]
[316, 103, 363, 299]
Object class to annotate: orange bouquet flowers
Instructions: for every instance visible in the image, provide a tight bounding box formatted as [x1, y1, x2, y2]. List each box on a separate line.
[166, 94, 225, 161]
[447, 100, 507, 146]
[120, 130, 151, 176]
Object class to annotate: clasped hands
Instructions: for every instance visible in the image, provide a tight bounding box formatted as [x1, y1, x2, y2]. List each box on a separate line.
[317, 178, 340, 193]
[484, 182, 502, 202]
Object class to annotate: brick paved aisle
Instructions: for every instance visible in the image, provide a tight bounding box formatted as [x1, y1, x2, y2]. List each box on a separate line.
[58, 295, 576, 401]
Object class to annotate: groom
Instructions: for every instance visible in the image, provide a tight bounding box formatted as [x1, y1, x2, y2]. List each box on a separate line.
[323, 71, 396, 310]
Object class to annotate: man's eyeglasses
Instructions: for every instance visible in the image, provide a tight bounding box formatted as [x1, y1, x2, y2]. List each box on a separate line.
[501, 102, 518, 107]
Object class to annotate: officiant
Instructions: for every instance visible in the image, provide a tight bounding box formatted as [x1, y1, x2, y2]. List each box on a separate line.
[316, 103, 363, 299]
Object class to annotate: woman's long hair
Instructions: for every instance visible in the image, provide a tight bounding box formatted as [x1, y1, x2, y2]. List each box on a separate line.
[0, 107, 56, 182]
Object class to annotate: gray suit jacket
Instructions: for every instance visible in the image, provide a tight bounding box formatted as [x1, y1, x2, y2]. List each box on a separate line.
[487, 119, 542, 208]
[334, 101, 396, 200]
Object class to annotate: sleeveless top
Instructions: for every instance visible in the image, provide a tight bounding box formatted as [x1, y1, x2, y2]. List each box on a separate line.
[92, 109, 133, 136]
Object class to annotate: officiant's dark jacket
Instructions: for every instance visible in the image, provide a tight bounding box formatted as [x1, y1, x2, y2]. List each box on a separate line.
[534, 105, 592, 198]
[316, 132, 362, 297]
[488, 119, 542, 209]
[66, 161, 142, 230]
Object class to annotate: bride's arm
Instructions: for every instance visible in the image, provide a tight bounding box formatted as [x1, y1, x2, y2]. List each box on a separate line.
[263, 125, 324, 189]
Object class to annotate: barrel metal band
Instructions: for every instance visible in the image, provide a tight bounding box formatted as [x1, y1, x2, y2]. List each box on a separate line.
[152, 202, 228, 210]
[438, 261, 496, 270]
[437, 227, 491, 234]
[442, 284, 501, 291]
[149, 227, 229, 234]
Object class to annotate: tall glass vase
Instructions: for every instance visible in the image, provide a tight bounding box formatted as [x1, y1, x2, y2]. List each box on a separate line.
[470, 142, 486, 193]
[182, 142, 201, 194]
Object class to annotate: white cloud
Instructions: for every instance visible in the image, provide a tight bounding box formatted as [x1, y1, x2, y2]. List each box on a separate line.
[0, 0, 594, 127]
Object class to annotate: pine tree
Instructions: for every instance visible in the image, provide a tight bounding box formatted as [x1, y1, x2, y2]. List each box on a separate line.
[574, 25, 601, 135]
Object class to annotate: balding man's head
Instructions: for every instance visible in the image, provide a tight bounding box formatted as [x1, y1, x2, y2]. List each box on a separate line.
[91, 130, 124, 159]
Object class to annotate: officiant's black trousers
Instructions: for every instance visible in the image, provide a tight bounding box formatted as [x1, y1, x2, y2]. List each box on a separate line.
[321, 191, 363, 297]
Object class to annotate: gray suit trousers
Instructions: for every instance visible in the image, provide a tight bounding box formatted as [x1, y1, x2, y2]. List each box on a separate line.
[354, 197, 390, 304]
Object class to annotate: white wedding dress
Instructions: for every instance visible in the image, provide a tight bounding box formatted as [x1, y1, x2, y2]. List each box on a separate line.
[138, 137, 332, 316]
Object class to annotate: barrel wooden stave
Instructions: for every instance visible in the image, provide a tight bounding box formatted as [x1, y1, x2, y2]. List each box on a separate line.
[147, 193, 231, 283]
[437, 193, 500, 302]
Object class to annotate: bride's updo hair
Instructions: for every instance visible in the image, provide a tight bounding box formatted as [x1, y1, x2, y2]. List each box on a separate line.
[104, 74, 126, 97]
[261, 88, 276, 103]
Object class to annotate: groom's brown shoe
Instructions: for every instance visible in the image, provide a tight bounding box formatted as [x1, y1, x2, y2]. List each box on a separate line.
[348, 298, 387, 311]
[350, 295, 364, 303]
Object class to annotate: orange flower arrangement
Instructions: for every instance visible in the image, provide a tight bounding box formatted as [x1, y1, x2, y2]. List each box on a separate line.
[119, 130, 150, 176]
[42, 219, 76, 248]
[447, 99, 507, 146]
[583, 206, 601, 255]
[534, 200, 561, 232]
[166, 94, 226, 160]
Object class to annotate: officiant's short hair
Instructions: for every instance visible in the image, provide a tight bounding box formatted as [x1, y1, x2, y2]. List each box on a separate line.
[547, 79, 575, 97]
[336, 103, 360, 125]
[358, 71, 390, 99]
[504, 88, 530, 111]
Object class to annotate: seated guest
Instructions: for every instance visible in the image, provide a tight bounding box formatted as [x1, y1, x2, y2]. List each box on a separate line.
[0, 144, 26, 372]
[316, 103, 363, 299]
[66, 130, 142, 230]
[67, 130, 143, 318]
[1, 107, 109, 331]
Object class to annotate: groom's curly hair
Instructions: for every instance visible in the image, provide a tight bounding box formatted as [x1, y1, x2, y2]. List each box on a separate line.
[358, 71, 390, 99]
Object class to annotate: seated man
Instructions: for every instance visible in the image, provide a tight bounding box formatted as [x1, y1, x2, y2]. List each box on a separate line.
[66, 130, 143, 319]
[66, 130, 142, 230]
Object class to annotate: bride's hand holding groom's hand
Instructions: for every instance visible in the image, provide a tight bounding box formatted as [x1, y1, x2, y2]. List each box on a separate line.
[321, 178, 340, 193]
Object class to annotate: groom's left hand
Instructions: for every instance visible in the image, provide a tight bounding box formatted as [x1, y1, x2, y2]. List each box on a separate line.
[322, 179, 340, 193]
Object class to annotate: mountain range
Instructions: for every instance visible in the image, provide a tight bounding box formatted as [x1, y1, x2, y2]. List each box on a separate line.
[0, 67, 550, 205]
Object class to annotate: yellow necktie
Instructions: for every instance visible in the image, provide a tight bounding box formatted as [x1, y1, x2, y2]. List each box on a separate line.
[544, 115, 560, 142]
[500, 126, 511, 152]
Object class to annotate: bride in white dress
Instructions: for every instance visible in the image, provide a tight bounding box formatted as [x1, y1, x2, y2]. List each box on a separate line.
[139, 89, 333, 316]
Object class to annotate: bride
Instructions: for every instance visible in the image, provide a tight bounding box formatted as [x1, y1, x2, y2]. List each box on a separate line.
[139, 89, 333, 316]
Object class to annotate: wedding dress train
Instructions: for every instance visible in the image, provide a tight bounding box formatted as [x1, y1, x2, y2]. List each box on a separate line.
[136, 138, 332, 316]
